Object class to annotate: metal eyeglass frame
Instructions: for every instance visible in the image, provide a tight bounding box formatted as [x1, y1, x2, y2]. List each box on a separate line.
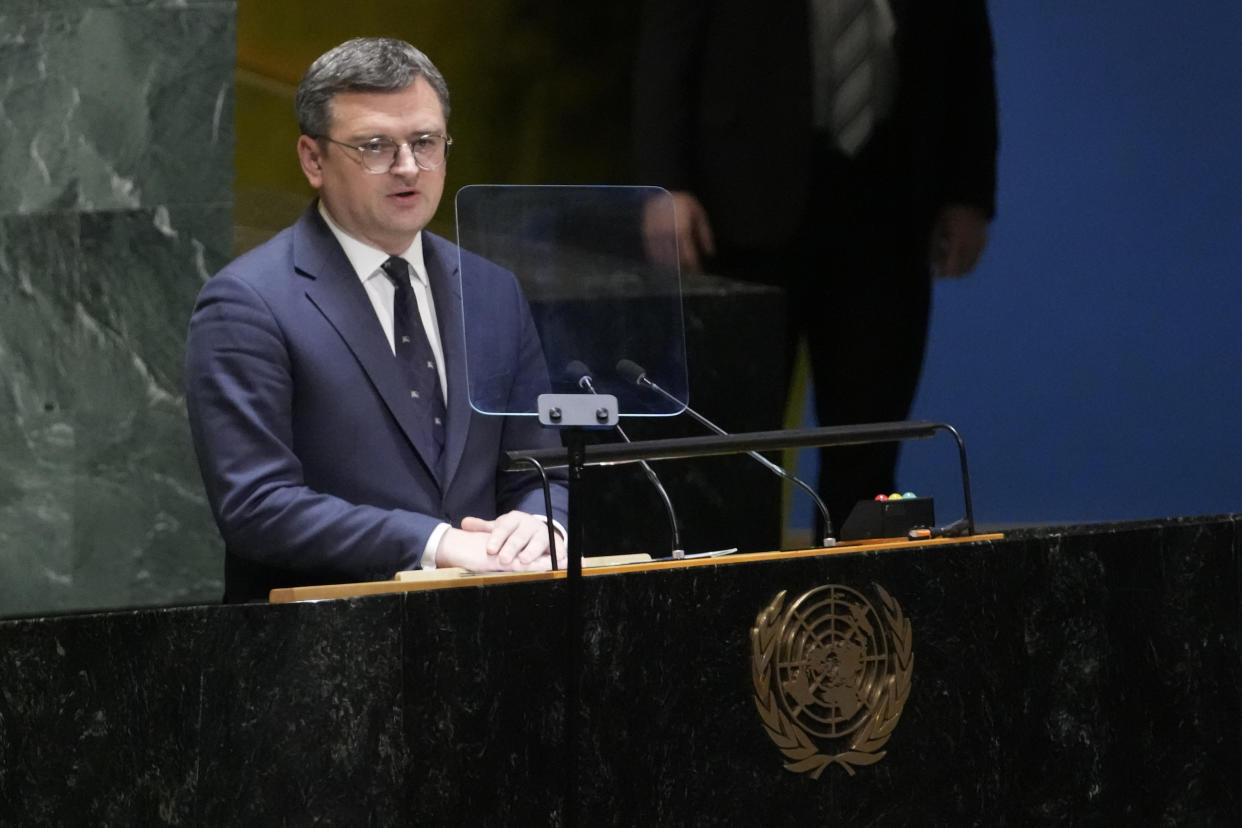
[316, 133, 453, 173]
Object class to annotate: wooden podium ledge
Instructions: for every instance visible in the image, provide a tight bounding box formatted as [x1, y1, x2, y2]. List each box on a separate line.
[268, 533, 1003, 604]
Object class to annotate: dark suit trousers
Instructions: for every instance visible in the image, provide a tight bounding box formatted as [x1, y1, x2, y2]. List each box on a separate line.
[710, 127, 932, 533]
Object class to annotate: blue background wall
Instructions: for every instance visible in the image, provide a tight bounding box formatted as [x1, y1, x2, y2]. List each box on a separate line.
[892, 2, 1242, 526]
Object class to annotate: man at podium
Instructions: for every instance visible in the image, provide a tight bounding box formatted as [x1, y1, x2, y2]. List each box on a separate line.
[184, 38, 567, 602]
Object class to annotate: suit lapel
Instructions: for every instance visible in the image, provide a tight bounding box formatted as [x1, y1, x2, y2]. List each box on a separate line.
[423, 233, 471, 488]
[292, 207, 445, 487]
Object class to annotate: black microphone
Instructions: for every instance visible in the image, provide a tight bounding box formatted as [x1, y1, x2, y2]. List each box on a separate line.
[615, 359, 836, 547]
[565, 360, 596, 393]
[565, 361, 685, 558]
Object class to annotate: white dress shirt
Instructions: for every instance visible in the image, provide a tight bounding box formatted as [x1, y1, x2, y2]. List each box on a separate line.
[318, 203, 449, 566]
[318, 203, 448, 402]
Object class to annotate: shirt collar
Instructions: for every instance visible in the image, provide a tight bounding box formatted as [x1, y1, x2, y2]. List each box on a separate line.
[317, 201, 428, 285]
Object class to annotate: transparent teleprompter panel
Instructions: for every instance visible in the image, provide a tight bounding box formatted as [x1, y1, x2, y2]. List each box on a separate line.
[454, 185, 688, 417]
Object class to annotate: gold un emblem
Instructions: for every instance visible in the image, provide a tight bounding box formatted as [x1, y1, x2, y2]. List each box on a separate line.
[751, 583, 913, 777]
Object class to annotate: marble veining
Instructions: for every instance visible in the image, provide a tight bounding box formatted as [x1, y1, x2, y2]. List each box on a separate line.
[0, 7, 234, 216]
[0, 517, 1238, 823]
[0, 1, 235, 617]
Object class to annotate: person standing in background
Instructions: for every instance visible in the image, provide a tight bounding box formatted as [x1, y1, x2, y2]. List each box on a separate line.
[634, 0, 998, 533]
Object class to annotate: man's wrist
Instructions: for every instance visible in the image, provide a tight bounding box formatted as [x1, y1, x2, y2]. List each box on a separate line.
[421, 521, 451, 570]
[534, 514, 567, 553]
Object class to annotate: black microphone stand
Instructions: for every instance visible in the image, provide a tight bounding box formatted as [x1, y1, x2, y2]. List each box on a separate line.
[568, 362, 684, 558]
[618, 360, 836, 546]
[509, 392, 619, 828]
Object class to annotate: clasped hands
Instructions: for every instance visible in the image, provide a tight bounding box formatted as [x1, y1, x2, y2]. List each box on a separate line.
[435, 510, 566, 572]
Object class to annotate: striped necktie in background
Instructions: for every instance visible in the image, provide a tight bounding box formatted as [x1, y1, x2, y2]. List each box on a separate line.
[830, 0, 879, 156]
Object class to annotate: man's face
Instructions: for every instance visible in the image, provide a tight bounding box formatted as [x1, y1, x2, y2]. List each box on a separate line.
[297, 77, 447, 254]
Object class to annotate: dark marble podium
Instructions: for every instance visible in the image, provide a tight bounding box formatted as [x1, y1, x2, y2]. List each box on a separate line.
[1, 515, 1238, 825]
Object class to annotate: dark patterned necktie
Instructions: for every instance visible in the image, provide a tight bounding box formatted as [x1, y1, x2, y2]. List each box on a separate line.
[381, 256, 446, 469]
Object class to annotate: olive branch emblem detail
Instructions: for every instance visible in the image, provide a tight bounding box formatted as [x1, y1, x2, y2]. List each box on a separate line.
[750, 584, 913, 777]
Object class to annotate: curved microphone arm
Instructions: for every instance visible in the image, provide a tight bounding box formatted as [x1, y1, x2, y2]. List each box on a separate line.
[613, 420, 684, 557]
[503, 454, 560, 571]
[617, 359, 836, 546]
[568, 361, 684, 557]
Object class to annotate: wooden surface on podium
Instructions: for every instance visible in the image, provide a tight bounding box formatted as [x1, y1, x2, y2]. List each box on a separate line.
[267, 534, 1005, 603]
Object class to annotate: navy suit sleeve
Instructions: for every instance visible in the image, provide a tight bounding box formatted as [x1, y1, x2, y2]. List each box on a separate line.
[185, 269, 439, 582]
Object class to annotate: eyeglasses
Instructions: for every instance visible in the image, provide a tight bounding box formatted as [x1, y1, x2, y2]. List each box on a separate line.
[317, 133, 453, 173]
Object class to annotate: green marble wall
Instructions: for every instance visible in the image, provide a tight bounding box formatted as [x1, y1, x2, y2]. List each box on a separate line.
[0, 1, 236, 615]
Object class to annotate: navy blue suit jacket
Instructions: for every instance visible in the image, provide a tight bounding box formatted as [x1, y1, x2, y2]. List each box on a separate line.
[185, 206, 568, 601]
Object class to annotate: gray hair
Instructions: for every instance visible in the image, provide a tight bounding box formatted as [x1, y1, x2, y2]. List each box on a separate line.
[295, 37, 451, 137]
